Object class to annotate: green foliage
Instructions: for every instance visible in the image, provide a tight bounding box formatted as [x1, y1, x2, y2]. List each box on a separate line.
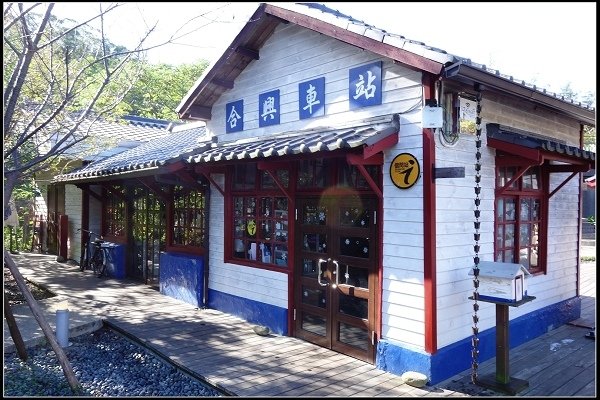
[122, 61, 209, 120]
[587, 215, 596, 227]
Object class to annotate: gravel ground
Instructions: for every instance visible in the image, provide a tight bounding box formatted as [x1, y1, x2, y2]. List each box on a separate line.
[3, 327, 224, 397]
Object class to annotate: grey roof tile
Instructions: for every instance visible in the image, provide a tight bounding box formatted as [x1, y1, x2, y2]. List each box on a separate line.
[188, 114, 399, 163]
[54, 125, 211, 182]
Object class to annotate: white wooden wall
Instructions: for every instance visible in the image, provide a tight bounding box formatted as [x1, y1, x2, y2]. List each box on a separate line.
[206, 24, 422, 138]
[380, 110, 427, 348]
[435, 94, 584, 348]
[64, 185, 82, 261]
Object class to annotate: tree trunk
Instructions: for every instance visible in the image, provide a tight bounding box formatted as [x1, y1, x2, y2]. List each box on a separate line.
[3, 250, 82, 394]
[3, 290, 29, 361]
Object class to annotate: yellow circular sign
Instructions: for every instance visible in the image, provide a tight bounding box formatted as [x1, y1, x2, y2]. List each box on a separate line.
[247, 220, 256, 236]
[390, 153, 420, 189]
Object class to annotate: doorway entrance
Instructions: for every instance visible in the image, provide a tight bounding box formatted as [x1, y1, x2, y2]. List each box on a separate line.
[294, 194, 378, 363]
[131, 187, 166, 285]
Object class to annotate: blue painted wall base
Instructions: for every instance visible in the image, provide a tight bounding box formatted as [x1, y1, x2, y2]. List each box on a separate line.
[208, 289, 288, 336]
[159, 252, 204, 308]
[377, 296, 581, 385]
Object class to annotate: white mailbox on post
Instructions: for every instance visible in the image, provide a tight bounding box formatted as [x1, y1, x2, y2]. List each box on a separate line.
[469, 261, 531, 303]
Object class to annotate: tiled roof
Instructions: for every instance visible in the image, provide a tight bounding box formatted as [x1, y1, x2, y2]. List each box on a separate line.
[53, 115, 399, 182]
[486, 123, 595, 162]
[286, 3, 594, 113]
[188, 114, 399, 163]
[122, 115, 184, 130]
[54, 125, 211, 182]
[63, 118, 172, 162]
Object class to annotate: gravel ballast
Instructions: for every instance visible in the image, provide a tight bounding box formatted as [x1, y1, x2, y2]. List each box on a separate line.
[3, 327, 223, 397]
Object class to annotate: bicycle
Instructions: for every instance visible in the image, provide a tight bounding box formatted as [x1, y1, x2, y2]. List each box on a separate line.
[77, 228, 108, 278]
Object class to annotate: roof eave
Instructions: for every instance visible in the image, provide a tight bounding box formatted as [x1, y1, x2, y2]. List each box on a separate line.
[176, 3, 269, 119]
[263, 3, 444, 75]
[443, 62, 596, 127]
[53, 166, 162, 185]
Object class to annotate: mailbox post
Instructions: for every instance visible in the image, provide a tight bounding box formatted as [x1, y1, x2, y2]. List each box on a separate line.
[469, 261, 535, 395]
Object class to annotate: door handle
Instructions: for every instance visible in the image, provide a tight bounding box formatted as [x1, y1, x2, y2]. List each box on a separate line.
[317, 258, 329, 286]
[331, 260, 339, 289]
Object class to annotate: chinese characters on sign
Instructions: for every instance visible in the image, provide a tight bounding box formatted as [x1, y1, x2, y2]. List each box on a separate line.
[390, 153, 420, 189]
[349, 61, 382, 109]
[225, 62, 385, 131]
[299, 77, 325, 119]
[259, 89, 280, 127]
[226, 100, 244, 133]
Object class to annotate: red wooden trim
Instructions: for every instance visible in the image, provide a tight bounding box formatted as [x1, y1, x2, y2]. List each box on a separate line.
[346, 153, 383, 166]
[196, 167, 225, 197]
[101, 183, 127, 202]
[165, 186, 174, 248]
[264, 170, 293, 202]
[81, 187, 90, 265]
[576, 124, 584, 296]
[86, 187, 102, 202]
[257, 161, 290, 170]
[165, 161, 187, 173]
[103, 234, 127, 245]
[423, 74, 437, 354]
[363, 131, 398, 160]
[264, 4, 444, 75]
[495, 156, 538, 167]
[541, 168, 550, 274]
[546, 164, 590, 173]
[354, 163, 382, 199]
[175, 169, 206, 191]
[549, 171, 579, 198]
[137, 177, 170, 202]
[487, 138, 542, 162]
[224, 257, 291, 274]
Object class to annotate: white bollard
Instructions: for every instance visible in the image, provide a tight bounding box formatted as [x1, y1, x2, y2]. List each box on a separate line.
[56, 308, 70, 347]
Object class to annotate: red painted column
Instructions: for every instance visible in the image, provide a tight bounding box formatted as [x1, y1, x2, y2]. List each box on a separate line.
[422, 74, 437, 354]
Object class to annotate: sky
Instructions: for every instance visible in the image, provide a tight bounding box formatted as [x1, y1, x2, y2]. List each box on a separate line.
[51, 2, 596, 100]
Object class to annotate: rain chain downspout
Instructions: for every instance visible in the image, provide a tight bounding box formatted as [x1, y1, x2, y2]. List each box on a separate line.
[471, 85, 483, 384]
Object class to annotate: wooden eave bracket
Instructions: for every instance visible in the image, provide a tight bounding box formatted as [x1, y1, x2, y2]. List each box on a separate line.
[257, 161, 293, 202]
[137, 177, 170, 202]
[100, 183, 126, 201]
[195, 166, 226, 197]
[346, 154, 383, 199]
[77, 184, 103, 202]
[495, 165, 532, 197]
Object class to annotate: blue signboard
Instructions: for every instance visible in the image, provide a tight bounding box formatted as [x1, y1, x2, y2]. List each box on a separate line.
[226, 100, 244, 133]
[299, 77, 325, 120]
[349, 61, 382, 109]
[259, 89, 280, 127]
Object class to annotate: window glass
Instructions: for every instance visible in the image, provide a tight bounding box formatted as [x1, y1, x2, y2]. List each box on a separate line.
[172, 185, 207, 247]
[495, 165, 544, 274]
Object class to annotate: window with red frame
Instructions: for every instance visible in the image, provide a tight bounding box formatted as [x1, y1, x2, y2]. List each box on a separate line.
[495, 165, 543, 274]
[172, 185, 207, 248]
[104, 187, 126, 237]
[232, 164, 290, 268]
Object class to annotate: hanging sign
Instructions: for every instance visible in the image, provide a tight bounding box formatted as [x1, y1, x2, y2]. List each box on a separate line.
[390, 153, 420, 189]
[247, 220, 257, 236]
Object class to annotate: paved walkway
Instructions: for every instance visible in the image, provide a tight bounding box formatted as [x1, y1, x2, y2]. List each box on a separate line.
[4, 252, 596, 397]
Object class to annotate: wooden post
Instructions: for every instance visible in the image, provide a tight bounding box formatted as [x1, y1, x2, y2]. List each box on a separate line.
[3, 250, 82, 394]
[58, 214, 68, 262]
[473, 296, 535, 395]
[3, 290, 28, 361]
